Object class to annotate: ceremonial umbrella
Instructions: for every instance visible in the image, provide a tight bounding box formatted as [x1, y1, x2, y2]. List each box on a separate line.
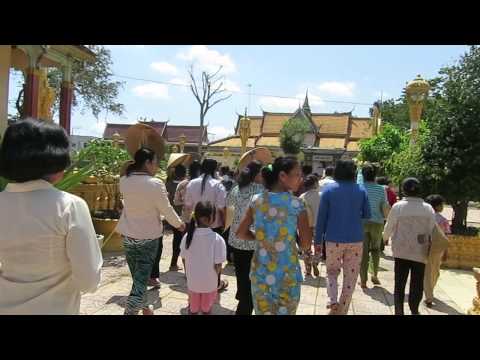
[124, 123, 165, 159]
[167, 153, 192, 170]
[237, 147, 273, 172]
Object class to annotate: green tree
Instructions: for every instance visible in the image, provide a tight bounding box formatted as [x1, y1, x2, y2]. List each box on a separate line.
[386, 121, 435, 190]
[279, 116, 310, 155]
[421, 46, 480, 232]
[358, 123, 408, 165]
[14, 45, 124, 120]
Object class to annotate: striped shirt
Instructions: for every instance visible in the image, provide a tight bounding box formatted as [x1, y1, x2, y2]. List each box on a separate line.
[362, 182, 387, 224]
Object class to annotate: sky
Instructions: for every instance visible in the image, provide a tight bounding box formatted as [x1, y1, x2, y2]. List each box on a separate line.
[8, 45, 469, 140]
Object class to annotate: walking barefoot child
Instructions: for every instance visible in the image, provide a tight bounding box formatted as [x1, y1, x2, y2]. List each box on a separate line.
[180, 201, 227, 315]
[423, 194, 450, 308]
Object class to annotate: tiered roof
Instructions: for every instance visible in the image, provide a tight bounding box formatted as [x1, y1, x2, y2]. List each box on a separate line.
[103, 121, 208, 144]
[209, 92, 373, 152]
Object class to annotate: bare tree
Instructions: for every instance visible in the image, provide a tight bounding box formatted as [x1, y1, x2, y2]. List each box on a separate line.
[188, 65, 232, 154]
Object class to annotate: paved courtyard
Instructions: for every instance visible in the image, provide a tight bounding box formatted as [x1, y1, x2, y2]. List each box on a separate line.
[80, 231, 476, 315]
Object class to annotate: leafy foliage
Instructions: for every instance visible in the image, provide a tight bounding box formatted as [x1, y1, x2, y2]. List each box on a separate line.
[279, 116, 311, 155]
[385, 122, 433, 190]
[358, 123, 408, 165]
[420, 46, 480, 231]
[74, 139, 130, 180]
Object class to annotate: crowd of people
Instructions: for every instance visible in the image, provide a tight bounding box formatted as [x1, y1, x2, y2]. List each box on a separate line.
[0, 120, 451, 315]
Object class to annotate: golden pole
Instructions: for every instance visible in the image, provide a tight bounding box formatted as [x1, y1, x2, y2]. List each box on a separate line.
[179, 133, 187, 153]
[406, 75, 430, 145]
[238, 109, 251, 155]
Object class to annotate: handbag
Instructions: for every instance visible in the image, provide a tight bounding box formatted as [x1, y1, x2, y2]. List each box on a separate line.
[430, 222, 449, 255]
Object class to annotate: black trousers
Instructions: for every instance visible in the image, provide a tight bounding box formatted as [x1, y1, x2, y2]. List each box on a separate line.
[232, 247, 254, 315]
[394, 257, 425, 315]
[223, 228, 234, 263]
[150, 237, 164, 279]
[170, 228, 183, 267]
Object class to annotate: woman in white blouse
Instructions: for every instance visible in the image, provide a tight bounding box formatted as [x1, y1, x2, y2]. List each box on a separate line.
[116, 147, 185, 315]
[0, 119, 103, 315]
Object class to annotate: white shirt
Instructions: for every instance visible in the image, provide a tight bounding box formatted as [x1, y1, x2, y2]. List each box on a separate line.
[180, 228, 226, 293]
[0, 180, 103, 314]
[117, 174, 183, 240]
[318, 177, 336, 193]
[299, 189, 321, 228]
[383, 197, 436, 264]
[184, 175, 227, 229]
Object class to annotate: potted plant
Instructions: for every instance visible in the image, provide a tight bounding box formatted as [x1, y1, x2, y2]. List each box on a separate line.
[69, 139, 130, 252]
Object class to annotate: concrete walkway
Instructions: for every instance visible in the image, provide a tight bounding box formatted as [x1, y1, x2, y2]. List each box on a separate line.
[80, 232, 476, 315]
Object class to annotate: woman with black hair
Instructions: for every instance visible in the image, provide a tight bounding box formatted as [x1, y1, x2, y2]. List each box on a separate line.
[117, 147, 185, 315]
[227, 160, 264, 315]
[236, 156, 312, 315]
[0, 119, 102, 315]
[184, 158, 229, 291]
[315, 160, 371, 315]
[383, 178, 437, 315]
[180, 201, 227, 314]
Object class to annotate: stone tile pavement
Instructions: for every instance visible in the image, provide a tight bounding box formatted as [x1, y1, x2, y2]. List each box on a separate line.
[80, 232, 476, 315]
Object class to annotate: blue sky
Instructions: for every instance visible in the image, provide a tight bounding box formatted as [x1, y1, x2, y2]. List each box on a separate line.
[8, 45, 469, 140]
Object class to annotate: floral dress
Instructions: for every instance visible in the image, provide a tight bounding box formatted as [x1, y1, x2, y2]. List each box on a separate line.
[227, 183, 264, 251]
[249, 191, 305, 315]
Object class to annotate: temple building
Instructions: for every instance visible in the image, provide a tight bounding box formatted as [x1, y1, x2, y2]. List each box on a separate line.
[103, 120, 209, 156]
[0, 45, 96, 138]
[207, 93, 373, 172]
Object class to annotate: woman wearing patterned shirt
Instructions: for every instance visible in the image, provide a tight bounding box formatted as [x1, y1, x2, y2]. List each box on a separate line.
[227, 160, 264, 315]
[236, 157, 312, 315]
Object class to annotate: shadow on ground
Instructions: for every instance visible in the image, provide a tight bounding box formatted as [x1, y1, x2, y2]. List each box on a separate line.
[302, 275, 326, 288]
[362, 286, 392, 306]
[105, 287, 163, 311]
[428, 299, 463, 315]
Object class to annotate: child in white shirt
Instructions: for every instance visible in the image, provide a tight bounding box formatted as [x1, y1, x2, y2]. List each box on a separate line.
[180, 201, 227, 315]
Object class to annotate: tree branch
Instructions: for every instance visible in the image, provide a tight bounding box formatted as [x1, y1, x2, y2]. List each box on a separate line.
[206, 94, 232, 112]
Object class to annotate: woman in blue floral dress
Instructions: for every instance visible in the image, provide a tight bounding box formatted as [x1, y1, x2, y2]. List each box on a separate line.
[236, 157, 312, 315]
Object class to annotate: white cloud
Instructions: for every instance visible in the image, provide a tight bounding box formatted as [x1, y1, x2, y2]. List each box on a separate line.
[150, 61, 178, 76]
[258, 96, 302, 112]
[373, 91, 390, 100]
[132, 83, 170, 99]
[208, 126, 234, 141]
[169, 77, 190, 86]
[223, 79, 240, 92]
[297, 92, 324, 107]
[177, 45, 236, 74]
[317, 81, 356, 97]
[259, 92, 325, 112]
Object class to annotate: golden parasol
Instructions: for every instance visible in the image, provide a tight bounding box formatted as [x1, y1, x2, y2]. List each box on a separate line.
[124, 123, 165, 159]
[119, 123, 166, 177]
[237, 147, 273, 172]
[167, 153, 192, 170]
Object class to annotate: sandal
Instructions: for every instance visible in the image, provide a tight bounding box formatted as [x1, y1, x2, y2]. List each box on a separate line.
[327, 303, 339, 315]
[169, 265, 183, 272]
[217, 280, 229, 292]
[142, 305, 154, 315]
